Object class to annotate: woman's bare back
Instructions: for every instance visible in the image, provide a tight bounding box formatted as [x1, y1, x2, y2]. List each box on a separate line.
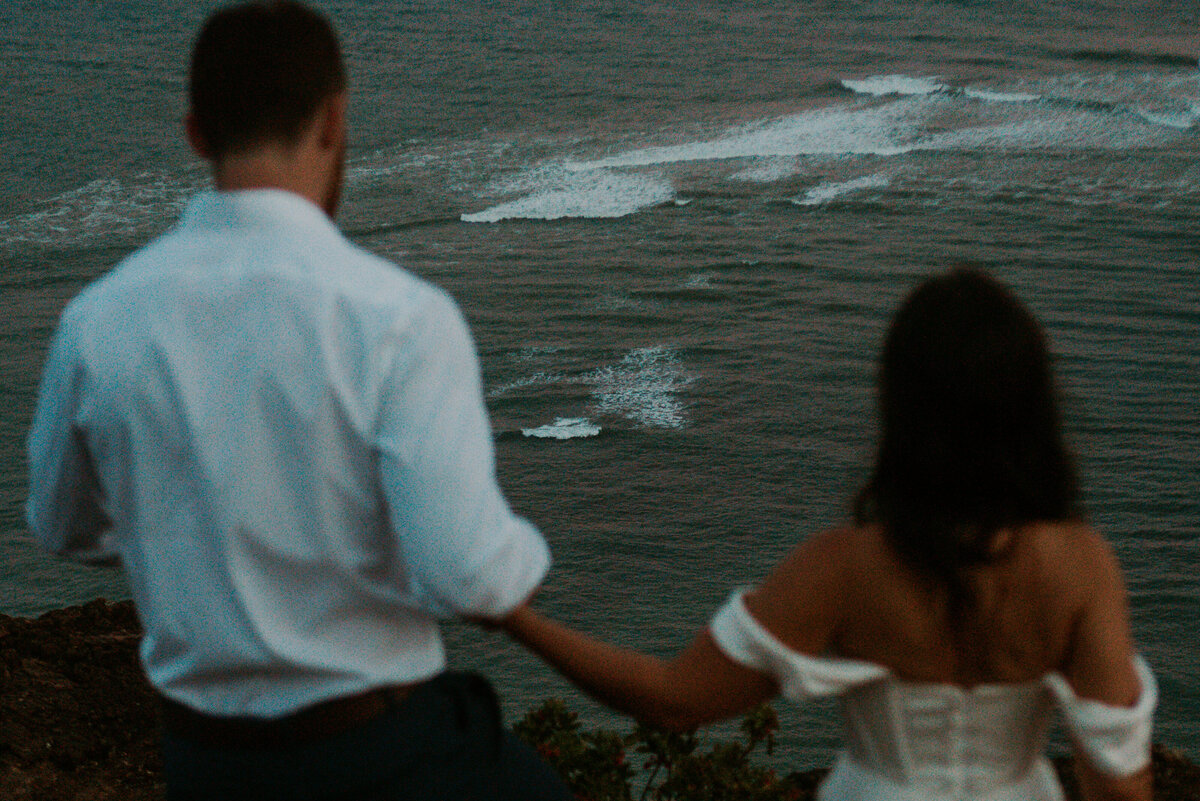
[747, 521, 1140, 702]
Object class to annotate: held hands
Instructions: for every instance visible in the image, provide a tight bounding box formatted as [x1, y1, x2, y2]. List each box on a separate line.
[487, 599, 778, 732]
[468, 588, 544, 632]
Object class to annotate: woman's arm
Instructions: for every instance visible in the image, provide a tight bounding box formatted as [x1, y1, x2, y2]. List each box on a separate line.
[1061, 529, 1152, 801]
[501, 604, 777, 731]
[500, 528, 855, 730]
[1074, 763, 1151, 801]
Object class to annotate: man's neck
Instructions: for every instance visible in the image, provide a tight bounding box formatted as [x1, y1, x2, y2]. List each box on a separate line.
[190, 93, 346, 218]
[213, 147, 323, 206]
[209, 131, 343, 218]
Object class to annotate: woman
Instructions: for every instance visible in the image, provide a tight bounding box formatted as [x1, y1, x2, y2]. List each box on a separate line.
[502, 268, 1155, 801]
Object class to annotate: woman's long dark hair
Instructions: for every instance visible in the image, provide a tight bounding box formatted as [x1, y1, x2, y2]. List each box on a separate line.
[854, 267, 1082, 628]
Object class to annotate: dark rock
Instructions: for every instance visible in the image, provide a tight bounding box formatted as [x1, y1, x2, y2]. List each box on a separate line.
[0, 599, 163, 801]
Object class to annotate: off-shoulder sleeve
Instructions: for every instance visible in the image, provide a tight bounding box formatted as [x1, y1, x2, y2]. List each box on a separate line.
[709, 589, 889, 701]
[1043, 656, 1157, 777]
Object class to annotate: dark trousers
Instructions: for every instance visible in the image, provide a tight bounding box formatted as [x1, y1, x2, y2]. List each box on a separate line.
[162, 672, 571, 801]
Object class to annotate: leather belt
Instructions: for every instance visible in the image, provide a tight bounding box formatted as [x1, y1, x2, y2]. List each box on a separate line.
[160, 684, 417, 749]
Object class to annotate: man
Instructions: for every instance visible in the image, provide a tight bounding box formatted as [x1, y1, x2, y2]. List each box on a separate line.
[25, 3, 569, 799]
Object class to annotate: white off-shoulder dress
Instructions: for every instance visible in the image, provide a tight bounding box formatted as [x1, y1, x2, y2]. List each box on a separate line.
[710, 591, 1157, 801]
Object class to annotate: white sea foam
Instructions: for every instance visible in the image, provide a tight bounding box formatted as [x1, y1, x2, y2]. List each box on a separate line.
[512, 346, 564, 363]
[347, 162, 409, 181]
[731, 157, 804, 182]
[521, 417, 601, 439]
[490, 347, 693, 429]
[584, 346, 693, 429]
[458, 68, 1193, 227]
[0, 175, 192, 248]
[461, 169, 674, 222]
[568, 74, 1191, 175]
[794, 173, 890, 206]
[487, 371, 563, 399]
[1135, 107, 1199, 130]
[842, 74, 950, 97]
[571, 104, 923, 171]
[922, 115, 1134, 151]
[964, 88, 1043, 103]
[593, 292, 660, 312]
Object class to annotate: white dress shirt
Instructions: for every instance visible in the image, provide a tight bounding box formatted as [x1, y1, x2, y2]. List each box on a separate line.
[26, 189, 550, 718]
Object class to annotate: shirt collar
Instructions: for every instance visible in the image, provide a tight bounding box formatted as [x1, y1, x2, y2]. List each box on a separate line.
[179, 189, 341, 240]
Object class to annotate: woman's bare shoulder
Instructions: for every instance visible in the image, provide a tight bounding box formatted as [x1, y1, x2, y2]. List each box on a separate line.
[756, 525, 871, 584]
[789, 520, 1119, 597]
[1033, 522, 1141, 705]
[746, 525, 868, 654]
[1020, 520, 1124, 597]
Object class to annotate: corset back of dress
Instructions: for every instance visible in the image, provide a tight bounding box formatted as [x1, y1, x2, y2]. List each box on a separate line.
[837, 679, 1056, 796]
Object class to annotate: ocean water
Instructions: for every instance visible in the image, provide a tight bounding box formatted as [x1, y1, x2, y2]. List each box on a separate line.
[2, 0, 1197, 769]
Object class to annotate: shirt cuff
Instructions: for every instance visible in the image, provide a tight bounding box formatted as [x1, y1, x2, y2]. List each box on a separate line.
[413, 516, 550, 620]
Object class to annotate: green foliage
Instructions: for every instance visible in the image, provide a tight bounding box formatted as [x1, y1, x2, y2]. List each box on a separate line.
[514, 699, 634, 801]
[514, 700, 807, 801]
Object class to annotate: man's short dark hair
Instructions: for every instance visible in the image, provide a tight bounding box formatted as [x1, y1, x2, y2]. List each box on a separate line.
[189, 1, 346, 160]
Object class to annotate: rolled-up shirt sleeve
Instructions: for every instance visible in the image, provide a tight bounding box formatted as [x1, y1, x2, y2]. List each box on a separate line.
[375, 292, 549, 619]
[26, 310, 116, 564]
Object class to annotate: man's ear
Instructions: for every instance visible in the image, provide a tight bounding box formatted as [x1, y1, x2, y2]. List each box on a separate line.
[185, 113, 212, 160]
[317, 92, 348, 151]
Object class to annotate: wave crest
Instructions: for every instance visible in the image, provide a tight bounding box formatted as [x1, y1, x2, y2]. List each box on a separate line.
[462, 169, 674, 222]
